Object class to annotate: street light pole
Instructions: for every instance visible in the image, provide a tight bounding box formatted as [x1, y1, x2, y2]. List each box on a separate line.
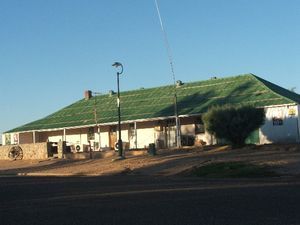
[112, 62, 124, 158]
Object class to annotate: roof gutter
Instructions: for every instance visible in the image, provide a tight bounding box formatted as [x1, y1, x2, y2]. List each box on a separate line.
[262, 103, 297, 109]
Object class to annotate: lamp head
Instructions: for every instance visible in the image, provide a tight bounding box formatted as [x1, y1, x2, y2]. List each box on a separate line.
[112, 62, 122, 67]
[112, 62, 123, 75]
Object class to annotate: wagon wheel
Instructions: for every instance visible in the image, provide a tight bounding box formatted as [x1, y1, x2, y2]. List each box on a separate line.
[8, 146, 23, 160]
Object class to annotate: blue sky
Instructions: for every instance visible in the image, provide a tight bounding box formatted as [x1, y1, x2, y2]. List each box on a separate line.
[1, 0, 300, 138]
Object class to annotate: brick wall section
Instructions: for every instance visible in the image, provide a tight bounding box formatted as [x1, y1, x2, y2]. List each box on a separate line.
[0, 145, 10, 160]
[0, 143, 52, 160]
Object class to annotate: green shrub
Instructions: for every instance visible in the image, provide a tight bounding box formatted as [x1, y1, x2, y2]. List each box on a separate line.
[202, 105, 265, 148]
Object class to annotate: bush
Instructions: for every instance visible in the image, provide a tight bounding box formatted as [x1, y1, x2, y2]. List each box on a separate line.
[202, 105, 265, 148]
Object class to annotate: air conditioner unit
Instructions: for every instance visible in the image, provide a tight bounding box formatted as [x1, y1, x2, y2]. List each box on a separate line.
[114, 142, 128, 151]
[74, 144, 89, 152]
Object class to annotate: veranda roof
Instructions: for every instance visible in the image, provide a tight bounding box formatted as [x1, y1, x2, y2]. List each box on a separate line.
[7, 74, 300, 133]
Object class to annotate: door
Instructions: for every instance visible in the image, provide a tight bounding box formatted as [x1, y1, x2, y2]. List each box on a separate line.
[166, 125, 176, 148]
[129, 123, 137, 149]
[109, 126, 117, 149]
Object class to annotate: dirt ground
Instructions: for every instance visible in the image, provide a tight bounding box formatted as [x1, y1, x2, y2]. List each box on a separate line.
[0, 144, 300, 177]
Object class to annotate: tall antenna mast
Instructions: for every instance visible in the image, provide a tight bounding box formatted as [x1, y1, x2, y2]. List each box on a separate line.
[93, 92, 102, 150]
[155, 0, 181, 148]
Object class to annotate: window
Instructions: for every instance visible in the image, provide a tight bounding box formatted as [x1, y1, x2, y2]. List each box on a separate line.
[5, 134, 11, 145]
[195, 124, 205, 134]
[195, 117, 205, 134]
[87, 127, 95, 140]
[129, 123, 135, 137]
[272, 117, 283, 126]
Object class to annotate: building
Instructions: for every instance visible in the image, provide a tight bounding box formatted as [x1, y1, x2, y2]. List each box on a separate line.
[2, 74, 300, 154]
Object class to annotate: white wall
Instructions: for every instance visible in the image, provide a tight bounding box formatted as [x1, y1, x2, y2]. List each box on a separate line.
[260, 105, 300, 144]
[298, 104, 300, 142]
[38, 127, 124, 149]
[99, 132, 109, 148]
[136, 127, 154, 148]
[48, 135, 64, 143]
[1, 134, 5, 145]
[65, 133, 81, 145]
[120, 130, 129, 142]
[129, 129, 137, 149]
[80, 133, 88, 145]
[65, 129, 111, 150]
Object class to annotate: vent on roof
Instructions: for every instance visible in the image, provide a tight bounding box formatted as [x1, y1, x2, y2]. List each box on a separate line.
[176, 80, 183, 87]
[84, 90, 92, 100]
[108, 90, 115, 96]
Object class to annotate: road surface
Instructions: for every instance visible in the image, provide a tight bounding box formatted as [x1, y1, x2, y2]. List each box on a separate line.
[0, 175, 300, 225]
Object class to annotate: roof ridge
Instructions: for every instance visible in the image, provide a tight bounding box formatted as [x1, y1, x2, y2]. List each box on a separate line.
[115, 73, 254, 96]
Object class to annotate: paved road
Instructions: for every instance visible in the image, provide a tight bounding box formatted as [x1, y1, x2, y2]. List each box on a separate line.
[0, 176, 300, 225]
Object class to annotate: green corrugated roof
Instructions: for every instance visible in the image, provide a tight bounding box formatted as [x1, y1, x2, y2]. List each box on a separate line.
[7, 74, 300, 133]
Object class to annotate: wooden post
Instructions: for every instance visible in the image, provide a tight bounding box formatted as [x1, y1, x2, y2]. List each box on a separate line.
[33, 131, 36, 144]
[134, 122, 137, 149]
[63, 128, 66, 142]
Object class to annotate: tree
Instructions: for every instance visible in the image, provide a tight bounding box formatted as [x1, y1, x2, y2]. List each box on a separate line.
[202, 105, 265, 148]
